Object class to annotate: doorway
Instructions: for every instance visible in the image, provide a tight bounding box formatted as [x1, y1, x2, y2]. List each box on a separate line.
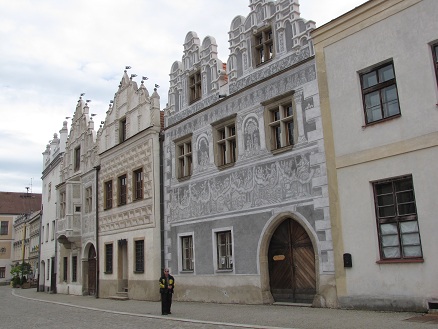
[268, 218, 316, 303]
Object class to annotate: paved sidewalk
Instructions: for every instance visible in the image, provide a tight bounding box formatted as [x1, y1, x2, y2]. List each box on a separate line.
[11, 287, 436, 329]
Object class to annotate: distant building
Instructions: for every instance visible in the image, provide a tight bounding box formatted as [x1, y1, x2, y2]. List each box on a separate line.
[312, 0, 438, 311]
[0, 191, 41, 284]
[97, 72, 162, 300]
[163, 0, 336, 306]
[40, 123, 68, 292]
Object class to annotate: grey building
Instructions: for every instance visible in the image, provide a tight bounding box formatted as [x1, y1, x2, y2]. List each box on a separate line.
[163, 0, 337, 306]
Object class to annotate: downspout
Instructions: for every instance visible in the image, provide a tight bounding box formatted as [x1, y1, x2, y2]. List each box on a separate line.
[95, 165, 101, 298]
[37, 208, 42, 292]
[159, 132, 165, 269]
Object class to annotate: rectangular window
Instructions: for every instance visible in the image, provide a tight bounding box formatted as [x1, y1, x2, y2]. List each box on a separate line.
[47, 259, 50, 279]
[85, 187, 92, 213]
[266, 101, 294, 151]
[41, 226, 44, 244]
[0, 267, 5, 278]
[373, 175, 422, 260]
[105, 243, 113, 274]
[189, 70, 202, 104]
[135, 240, 144, 273]
[254, 27, 273, 66]
[48, 183, 52, 201]
[133, 169, 143, 201]
[432, 43, 438, 89]
[105, 180, 113, 210]
[63, 257, 68, 282]
[216, 231, 233, 270]
[361, 62, 400, 124]
[119, 118, 127, 143]
[181, 236, 194, 271]
[213, 117, 237, 167]
[0, 221, 8, 235]
[118, 175, 127, 206]
[72, 256, 77, 282]
[51, 220, 55, 241]
[74, 146, 81, 171]
[46, 223, 49, 242]
[176, 137, 192, 179]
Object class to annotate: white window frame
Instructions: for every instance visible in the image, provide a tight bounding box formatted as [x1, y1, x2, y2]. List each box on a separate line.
[177, 232, 195, 274]
[212, 227, 234, 273]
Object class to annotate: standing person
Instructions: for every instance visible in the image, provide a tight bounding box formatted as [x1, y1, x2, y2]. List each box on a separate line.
[159, 268, 175, 315]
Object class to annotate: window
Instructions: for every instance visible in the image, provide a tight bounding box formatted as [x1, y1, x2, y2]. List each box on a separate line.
[104, 180, 113, 210]
[1, 221, 8, 235]
[0, 267, 5, 278]
[48, 183, 51, 201]
[105, 243, 113, 274]
[47, 259, 50, 279]
[133, 169, 143, 201]
[266, 101, 295, 151]
[72, 256, 77, 282]
[216, 230, 233, 270]
[213, 117, 237, 167]
[41, 226, 44, 244]
[63, 257, 68, 281]
[433, 43, 438, 88]
[189, 70, 202, 104]
[85, 187, 92, 213]
[60, 191, 66, 218]
[118, 175, 127, 206]
[135, 240, 144, 273]
[74, 146, 81, 171]
[361, 62, 400, 124]
[51, 220, 55, 241]
[46, 223, 49, 242]
[176, 137, 192, 179]
[119, 118, 127, 143]
[373, 175, 422, 261]
[181, 235, 194, 271]
[254, 27, 273, 66]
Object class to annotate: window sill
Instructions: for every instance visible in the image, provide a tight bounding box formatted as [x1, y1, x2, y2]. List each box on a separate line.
[271, 145, 293, 155]
[217, 162, 236, 171]
[362, 114, 401, 128]
[216, 269, 233, 273]
[104, 271, 113, 275]
[256, 58, 273, 68]
[134, 271, 144, 274]
[177, 175, 191, 182]
[376, 258, 423, 264]
[180, 270, 194, 274]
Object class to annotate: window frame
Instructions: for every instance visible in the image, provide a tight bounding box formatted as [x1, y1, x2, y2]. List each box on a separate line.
[63, 256, 68, 282]
[85, 186, 92, 213]
[188, 70, 202, 104]
[0, 267, 5, 278]
[72, 255, 77, 282]
[432, 42, 438, 89]
[373, 175, 423, 262]
[51, 220, 55, 241]
[60, 191, 66, 218]
[74, 146, 81, 171]
[134, 239, 145, 273]
[0, 221, 8, 235]
[133, 168, 143, 201]
[360, 61, 401, 125]
[104, 180, 113, 210]
[253, 27, 274, 67]
[212, 228, 234, 272]
[181, 235, 194, 272]
[118, 174, 127, 206]
[175, 135, 193, 180]
[105, 243, 113, 274]
[212, 116, 237, 168]
[119, 117, 127, 143]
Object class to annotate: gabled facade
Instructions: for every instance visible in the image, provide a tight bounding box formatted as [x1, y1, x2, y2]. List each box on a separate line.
[40, 122, 68, 292]
[312, 0, 438, 311]
[97, 71, 162, 300]
[0, 192, 42, 284]
[163, 0, 337, 306]
[56, 97, 99, 296]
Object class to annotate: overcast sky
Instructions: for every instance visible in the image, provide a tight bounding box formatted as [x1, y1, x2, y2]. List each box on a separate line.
[0, 0, 366, 194]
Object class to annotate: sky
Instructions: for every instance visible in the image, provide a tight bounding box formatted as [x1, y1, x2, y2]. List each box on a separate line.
[0, 0, 366, 194]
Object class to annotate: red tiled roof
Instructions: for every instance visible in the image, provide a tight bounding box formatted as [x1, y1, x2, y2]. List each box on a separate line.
[0, 192, 42, 215]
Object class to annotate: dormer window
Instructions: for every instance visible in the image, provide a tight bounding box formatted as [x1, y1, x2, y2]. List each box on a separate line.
[189, 70, 202, 104]
[254, 27, 273, 66]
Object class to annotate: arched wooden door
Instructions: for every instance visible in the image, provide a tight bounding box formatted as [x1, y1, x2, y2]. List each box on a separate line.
[268, 218, 316, 303]
[88, 246, 96, 296]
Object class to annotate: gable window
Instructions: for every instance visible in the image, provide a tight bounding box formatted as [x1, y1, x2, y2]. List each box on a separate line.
[104, 180, 113, 210]
[60, 191, 66, 218]
[134, 240, 144, 273]
[118, 175, 127, 206]
[119, 118, 127, 143]
[216, 230, 233, 270]
[63, 257, 68, 282]
[181, 235, 194, 271]
[361, 62, 400, 124]
[74, 146, 81, 171]
[85, 187, 92, 213]
[176, 136, 192, 179]
[433, 43, 438, 88]
[72, 256, 77, 282]
[254, 27, 273, 66]
[133, 168, 143, 201]
[212, 116, 237, 168]
[189, 70, 202, 104]
[373, 175, 422, 261]
[0, 221, 8, 235]
[265, 100, 295, 152]
[105, 243, 113, 274]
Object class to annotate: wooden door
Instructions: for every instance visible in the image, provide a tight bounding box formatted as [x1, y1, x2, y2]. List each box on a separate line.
[88, 246, 96, 296]
[268, 219, 316, 303]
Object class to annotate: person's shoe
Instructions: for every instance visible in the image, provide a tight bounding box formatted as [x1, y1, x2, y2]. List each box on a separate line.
[162, 313, 168, 315]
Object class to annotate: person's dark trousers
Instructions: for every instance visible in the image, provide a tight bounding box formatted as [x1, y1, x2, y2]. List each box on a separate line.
[161, 293, 172, 314]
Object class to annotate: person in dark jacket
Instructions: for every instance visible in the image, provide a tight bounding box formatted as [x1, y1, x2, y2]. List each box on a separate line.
[159, 268, 175, 315]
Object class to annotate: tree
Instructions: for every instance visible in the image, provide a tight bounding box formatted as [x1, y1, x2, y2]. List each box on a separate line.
[10, 262, 32, 287]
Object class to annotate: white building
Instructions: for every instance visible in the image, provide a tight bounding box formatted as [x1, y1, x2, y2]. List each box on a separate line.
[312, 0, 438, 311]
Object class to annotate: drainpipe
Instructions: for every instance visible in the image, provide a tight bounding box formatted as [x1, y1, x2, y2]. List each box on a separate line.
[37, 208, 43, 292]
[159, 132, 165, 269]
[95, 165, 101, 298]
